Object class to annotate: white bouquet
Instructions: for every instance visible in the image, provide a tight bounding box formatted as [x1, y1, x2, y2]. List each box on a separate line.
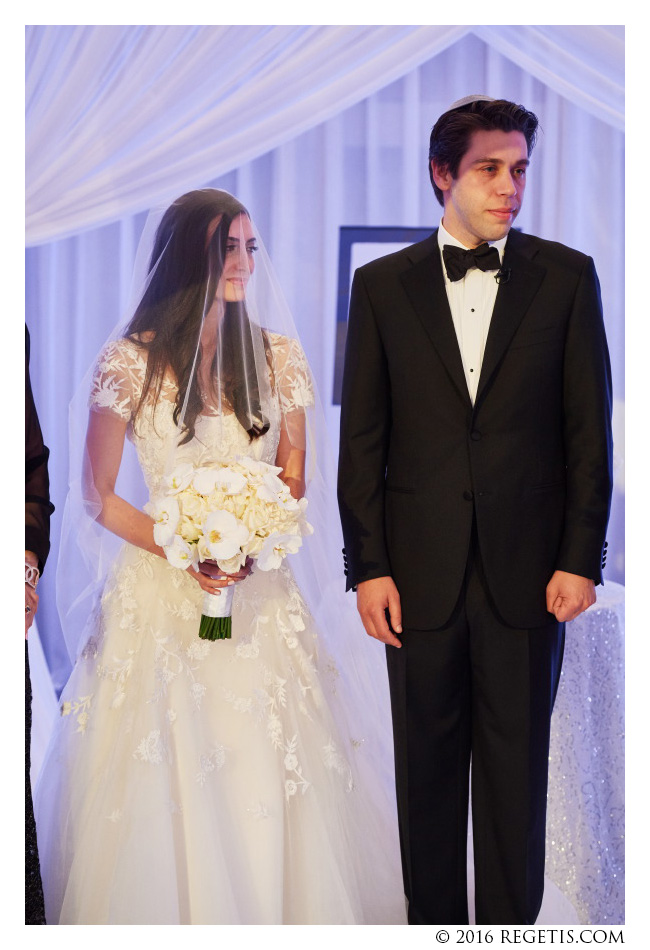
[151, 457, 313, 640]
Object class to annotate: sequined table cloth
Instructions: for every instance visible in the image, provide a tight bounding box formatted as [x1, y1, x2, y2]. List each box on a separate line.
[546, 580, 625, 924]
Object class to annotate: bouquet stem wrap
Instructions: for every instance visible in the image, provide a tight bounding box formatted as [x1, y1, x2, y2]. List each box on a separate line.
[199, 586, 235, 640]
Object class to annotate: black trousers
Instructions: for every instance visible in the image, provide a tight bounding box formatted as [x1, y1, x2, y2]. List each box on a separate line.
[26, 642, 46, 924]
[385, 544, 565, 925]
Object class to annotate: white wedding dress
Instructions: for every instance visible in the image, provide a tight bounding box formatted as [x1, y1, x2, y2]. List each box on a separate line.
[34, 336, 406, 925]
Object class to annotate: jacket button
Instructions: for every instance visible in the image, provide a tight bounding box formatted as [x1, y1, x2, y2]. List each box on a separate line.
[463, 490, 474, 501]
[470, 431, 482, 441]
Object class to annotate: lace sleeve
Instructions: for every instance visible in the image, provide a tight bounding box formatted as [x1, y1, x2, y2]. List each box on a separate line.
[270, 333, 315, 414]
[88, 338, 145, 422]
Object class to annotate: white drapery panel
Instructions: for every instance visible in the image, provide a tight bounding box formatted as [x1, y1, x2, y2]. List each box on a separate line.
[27, 30, 624, 692]
[26, 25, 467, 244]
[26, 24, 623, 246]
[472, 25, 623, 130]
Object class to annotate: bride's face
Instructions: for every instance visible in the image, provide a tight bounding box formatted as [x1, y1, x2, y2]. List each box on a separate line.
[215, 213, 257, 303]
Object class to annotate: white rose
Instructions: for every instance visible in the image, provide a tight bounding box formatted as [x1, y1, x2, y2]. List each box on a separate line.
[196, 535, 212, 562]
[179, 517, 202, 543]
[216, 551, 246, 573]
[246, 535, 264, 557]
[178, 490, 207, 521]
[241, 501, 269, 532]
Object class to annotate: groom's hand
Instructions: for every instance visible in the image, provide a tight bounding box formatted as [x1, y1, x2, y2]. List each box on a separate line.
[546, 570, 596, 622]
[357, 576, 402, 648]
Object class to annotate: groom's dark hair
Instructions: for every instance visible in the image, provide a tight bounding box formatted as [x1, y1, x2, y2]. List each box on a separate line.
[428, 99, 539, 206]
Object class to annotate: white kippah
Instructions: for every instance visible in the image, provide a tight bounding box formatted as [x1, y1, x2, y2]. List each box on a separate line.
[446, 95, 496, 111]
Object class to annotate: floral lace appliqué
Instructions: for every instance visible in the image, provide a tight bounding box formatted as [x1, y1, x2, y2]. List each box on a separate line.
[283, 735, 311, 800]
[196, 746, 227, 786]
[323, 738, 354, 792]
[61, 695, 93, 734]
[133, 729, 166, 765]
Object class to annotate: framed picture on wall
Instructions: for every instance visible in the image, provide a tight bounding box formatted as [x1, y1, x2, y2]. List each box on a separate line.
[333, 226, 432, 405]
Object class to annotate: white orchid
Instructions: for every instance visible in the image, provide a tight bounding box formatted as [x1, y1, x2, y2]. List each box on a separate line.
[257, 532, 303, 571]
[255, 472, 292, 505]
[213, 468, 248, 495]
[152, 496, 181, 547]
[203, 510, 250, 560]
[237, 457, 282, 478]
[164, 534, 198, 570]
[297, 497, 314, 535]
[192, 467, 219, 495]
[163, 462, 195, 494]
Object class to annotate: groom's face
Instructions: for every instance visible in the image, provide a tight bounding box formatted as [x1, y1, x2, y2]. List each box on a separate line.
[431, 129, 529, 248]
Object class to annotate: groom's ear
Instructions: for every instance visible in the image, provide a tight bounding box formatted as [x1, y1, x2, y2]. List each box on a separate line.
[430, 160, 453, 194]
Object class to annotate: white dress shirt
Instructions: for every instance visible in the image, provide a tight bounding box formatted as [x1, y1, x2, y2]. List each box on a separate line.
[437, 221, 507, 404]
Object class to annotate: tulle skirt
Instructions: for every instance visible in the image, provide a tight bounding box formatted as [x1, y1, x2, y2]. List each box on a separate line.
[34, 544, 406, 924]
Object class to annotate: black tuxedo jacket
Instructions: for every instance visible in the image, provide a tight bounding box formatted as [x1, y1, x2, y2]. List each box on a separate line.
[337, 229, 613, 630]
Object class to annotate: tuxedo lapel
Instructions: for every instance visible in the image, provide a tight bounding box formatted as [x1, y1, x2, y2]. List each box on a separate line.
[400, 234, 471, 407]
[475, 232, 546, 407]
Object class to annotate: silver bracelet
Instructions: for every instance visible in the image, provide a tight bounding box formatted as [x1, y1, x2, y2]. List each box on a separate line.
[25, 562, 40, 590]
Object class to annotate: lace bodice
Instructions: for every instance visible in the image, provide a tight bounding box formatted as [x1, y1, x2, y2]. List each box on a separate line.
[89, 333, 314, 499]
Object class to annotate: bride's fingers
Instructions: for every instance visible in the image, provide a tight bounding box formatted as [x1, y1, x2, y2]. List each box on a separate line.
[188, 568, 225, 592]
[192, 566, 250, 588]
[225, 568, 250, 581]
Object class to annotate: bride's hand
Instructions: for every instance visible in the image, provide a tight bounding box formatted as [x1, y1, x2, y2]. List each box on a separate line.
[188, 558, 253, 595]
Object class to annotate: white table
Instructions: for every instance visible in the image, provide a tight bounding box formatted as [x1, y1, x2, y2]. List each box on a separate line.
[546, 580, 625, 924]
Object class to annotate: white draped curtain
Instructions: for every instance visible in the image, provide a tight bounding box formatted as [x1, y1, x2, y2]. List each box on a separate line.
[25, 25, 624, 692]
[26, 25, 623, 244]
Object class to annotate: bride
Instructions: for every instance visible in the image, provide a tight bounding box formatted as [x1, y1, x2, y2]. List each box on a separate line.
[33, 189, 405, 925]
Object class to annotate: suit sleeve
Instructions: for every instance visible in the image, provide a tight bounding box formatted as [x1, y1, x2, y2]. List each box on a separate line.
[25, 327, 54, 574]
[556, 256, 613, 583]
[337, 267, 393, 590]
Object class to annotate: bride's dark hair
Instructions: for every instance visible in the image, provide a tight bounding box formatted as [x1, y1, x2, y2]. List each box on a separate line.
[125, 189, 271, 444]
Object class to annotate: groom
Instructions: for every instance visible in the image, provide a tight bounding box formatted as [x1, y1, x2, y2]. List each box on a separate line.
[337, 96, 613, 924]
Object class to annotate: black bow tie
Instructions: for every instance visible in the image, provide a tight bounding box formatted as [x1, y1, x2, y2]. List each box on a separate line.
[442, 243, 501, 282]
